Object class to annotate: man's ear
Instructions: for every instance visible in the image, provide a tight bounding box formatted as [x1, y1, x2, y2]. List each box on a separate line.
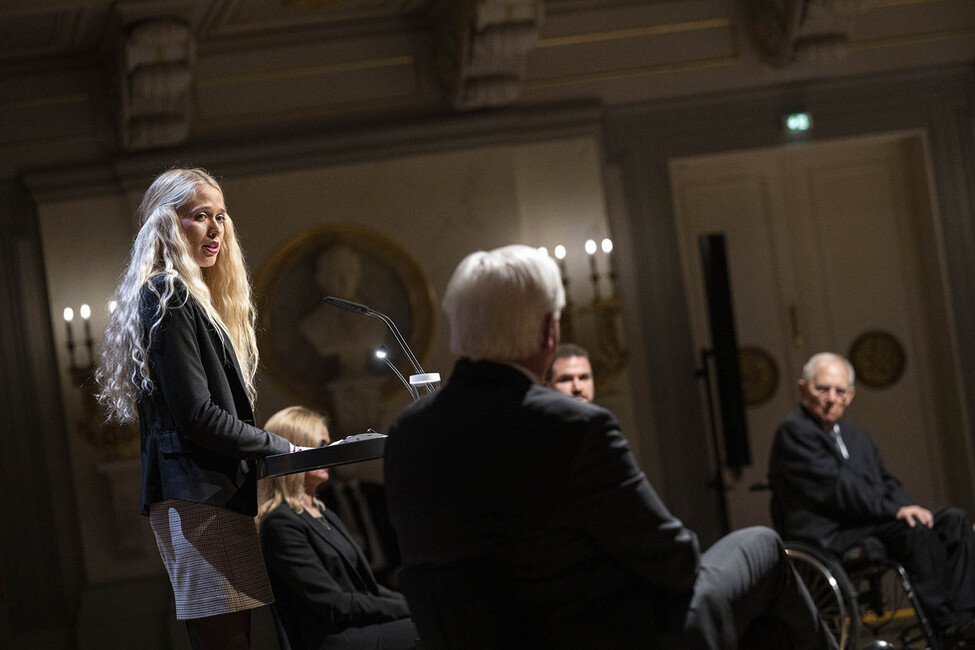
[542, 313, 560, 351]
[846, 385, 856, 405]
[797, 379, 808, 400]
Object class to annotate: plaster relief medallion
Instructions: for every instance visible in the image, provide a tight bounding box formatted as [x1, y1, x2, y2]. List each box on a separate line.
[848, 330, 906, 389]
[739, 346, 778, 406]
[255, 224, 436, 414]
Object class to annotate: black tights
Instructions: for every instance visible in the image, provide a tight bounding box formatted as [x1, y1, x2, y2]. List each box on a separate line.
[185, 610, 251, 650]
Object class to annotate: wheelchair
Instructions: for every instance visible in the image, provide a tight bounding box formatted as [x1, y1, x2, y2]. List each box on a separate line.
[784, 537, 940, 649]
[759, 489, 943, 649]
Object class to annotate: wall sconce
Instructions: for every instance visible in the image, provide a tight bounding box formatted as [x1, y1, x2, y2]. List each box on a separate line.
[548, 239, 628, 392]
[63, 304, 94, 372]
[63, 301, 138, 459]
[551, 244, 573, 340]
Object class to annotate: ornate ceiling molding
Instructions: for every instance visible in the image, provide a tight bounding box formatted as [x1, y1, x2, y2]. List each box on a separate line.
[743, 0, 871, 67]
[435, 0, 544, 110]
[118, 16, 196, 151]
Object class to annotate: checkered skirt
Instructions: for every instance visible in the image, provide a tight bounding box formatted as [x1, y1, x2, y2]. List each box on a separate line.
[149, 499, 273, 620]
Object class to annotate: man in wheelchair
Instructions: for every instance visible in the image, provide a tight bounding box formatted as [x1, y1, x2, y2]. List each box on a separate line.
[769, 352, 975, 644]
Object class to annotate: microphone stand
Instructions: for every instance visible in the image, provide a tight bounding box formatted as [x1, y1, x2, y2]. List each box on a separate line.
[376, 345, 419, 402]
[697, 347, 732, 537]
[322, 296, 441, 398]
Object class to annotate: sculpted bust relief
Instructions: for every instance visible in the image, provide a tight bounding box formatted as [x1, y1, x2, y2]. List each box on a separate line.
[299, 245, 377, 378]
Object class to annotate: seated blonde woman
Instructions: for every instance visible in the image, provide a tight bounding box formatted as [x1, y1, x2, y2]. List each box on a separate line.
[258, 406, 416, 650]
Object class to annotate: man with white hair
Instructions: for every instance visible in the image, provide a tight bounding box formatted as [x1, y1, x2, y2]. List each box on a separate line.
[384, 244, 838, 649]
[769, 352, 975, 643]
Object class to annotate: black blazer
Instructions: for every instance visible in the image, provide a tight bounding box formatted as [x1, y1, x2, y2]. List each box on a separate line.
[260, 503, 413, 650]
[384, 359, 700, 649]
[318, 480, 402, 587]
[768, 405, 912, 553]
[136, 277, 290, 516]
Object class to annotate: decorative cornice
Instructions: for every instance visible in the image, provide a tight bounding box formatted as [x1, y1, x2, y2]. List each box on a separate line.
[742, 0, 870, 67]
[536, 18, 732, 49]
[118, 16, 196, 151]
[435, 0, 544, 110]
[20, 100, 605, 201]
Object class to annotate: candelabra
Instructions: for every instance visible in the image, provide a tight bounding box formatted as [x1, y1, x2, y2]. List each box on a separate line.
[63, 304, 138, 460]
[548, 239, 628, 393]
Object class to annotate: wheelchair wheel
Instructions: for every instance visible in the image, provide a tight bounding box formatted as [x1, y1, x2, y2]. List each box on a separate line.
[786, 542, 861, 650]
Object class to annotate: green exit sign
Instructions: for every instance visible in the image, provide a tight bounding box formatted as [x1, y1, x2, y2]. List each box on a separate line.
[784, 112, 813, 132]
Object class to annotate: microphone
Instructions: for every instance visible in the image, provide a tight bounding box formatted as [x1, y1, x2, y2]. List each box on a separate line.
[321, 296, 369, 315]
[323, 296, 440, 397]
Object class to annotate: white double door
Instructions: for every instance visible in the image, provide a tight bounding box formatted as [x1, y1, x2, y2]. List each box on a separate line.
[670, 132, 969, 530]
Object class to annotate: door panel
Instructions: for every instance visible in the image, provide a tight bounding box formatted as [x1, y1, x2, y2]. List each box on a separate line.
[784, 141, 943, 507]
[671, 133, 948, 530]
[671, 154, 799, 530]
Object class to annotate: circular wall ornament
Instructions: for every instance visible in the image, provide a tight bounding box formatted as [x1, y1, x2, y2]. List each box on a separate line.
[739, 346, 779, 407]
[848, 330, 906, 389]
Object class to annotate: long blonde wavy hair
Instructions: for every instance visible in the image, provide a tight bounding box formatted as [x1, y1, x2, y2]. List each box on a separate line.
[96, 167, 260, 422]
[257, 406, 329, 524]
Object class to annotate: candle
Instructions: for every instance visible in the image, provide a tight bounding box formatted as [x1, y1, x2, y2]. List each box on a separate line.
[585, 239, 598, 276]
[601, 238, 615, 274]
[602, 238, 617, 296]
[63, 307, 74, 344]
[80, 303, 93, 365]
[63, 307, 76, 368]
[80, 303, 92, 339]
[585, 239, 600, 299]
[554, 245, 567, 278]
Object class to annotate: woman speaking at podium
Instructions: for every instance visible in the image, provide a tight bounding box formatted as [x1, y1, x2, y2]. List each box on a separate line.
[97, 168, 297, 649]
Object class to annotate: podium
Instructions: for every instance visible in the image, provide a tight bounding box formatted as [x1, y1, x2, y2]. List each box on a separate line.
[257, 433, 387, 479]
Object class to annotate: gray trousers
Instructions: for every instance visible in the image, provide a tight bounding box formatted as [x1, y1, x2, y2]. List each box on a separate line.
[658, 526, 838, 650]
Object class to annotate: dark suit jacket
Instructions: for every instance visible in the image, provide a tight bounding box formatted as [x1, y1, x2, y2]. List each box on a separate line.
[260, 503, 413, 650]
[384, 359, 700, 649]
[768, 405, 912, 553]
[137, 276, 290, 516]
[318, 480, 402, 587]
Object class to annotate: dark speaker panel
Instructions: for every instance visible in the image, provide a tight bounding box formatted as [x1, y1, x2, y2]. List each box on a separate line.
[698, 233, 751, 470]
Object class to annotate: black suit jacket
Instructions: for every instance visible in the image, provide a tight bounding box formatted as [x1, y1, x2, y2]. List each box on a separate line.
[318, 480, 402, 587]
[137, 277, 290, 516]
[260, 503, 412, 650]
[768, 405, 912, 553]
[384, 359, 700, 648]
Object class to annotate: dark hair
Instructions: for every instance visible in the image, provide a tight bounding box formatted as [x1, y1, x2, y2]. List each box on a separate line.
[545, 343, 590, 382]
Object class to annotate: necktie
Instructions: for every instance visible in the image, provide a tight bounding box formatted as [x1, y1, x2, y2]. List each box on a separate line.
[831, 424, 850, 460]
